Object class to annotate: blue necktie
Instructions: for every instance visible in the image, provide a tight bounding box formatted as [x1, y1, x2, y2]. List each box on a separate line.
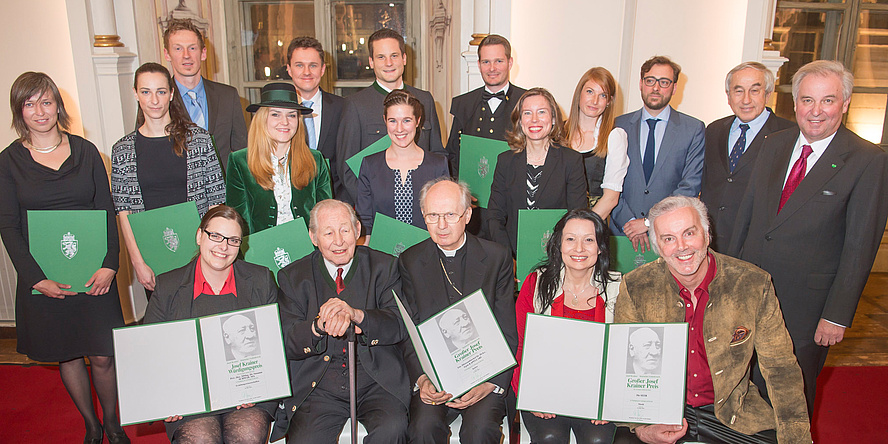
[643, 118, 659, 183]
[186, 91, 206, 130]
[728, 123, 750, 173]
[303, 100, 317, 151]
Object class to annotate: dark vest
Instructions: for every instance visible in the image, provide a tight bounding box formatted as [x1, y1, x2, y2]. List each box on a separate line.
[582, 150, 606, 198]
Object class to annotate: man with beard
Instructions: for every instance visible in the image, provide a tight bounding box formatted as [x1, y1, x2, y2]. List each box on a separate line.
[614, 196, 809, 444]
[611, 56, 705, 253]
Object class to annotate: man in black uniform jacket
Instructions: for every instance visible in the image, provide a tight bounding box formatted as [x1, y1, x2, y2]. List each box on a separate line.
[274, 199, 410, 443]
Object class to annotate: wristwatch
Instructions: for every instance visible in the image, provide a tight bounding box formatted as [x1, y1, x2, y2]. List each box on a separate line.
[643, 217, 650, 228]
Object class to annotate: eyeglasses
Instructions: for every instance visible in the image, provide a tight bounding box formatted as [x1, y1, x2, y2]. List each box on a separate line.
[423, 209, 468, 224]
[202, 229, 242, 247]
[642, 76, 675, 88]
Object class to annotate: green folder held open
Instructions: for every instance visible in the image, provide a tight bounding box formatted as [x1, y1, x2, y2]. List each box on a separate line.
[457, 135, 510, 208]
[367, 213, 430, 257]
[127, 201, 201, 276]
[242, 219, 315, 278]
[516, 209, 566, 286]
[345, 135, 391, 177]
[609, 236, 659, 275]
[27, 210, 107, 294]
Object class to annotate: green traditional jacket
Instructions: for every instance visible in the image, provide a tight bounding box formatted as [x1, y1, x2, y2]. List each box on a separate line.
[226, 148, 332, 235]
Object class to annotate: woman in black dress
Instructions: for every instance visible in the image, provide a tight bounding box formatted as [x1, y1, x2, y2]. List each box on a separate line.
[0, 72, 129, 443]
[143, 205, 278, 443]
[111, 63, 225, 293]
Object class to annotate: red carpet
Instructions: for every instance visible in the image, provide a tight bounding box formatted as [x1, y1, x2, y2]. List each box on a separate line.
[0, 364, 885, 442]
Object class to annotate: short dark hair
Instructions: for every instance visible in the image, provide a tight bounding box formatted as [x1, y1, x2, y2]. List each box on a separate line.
[163, 18, 205, 50]
[9, 72, 71, 141]
[383, 89, 425, 144]
[368, 28, 405, 55]
[287, 36, 325, 65]
[640, 55, 681, 82]
[478, 34, 511, 59]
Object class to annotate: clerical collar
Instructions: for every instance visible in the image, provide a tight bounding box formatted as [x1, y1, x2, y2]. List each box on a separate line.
[437, 235, 467, 257]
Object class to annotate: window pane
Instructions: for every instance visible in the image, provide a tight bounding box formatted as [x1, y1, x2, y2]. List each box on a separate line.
[772, 8, 846, 120]
[332, 1, 406, 82]
[242, 1, 316, 82]
[847, 93, 887, 145]
[851, 11, 888, 88]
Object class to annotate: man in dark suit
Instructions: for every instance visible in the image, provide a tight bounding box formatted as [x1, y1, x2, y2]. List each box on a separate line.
[611, 56, 705, 252]
[162, 19, 247, 169]
[398, 178, 518, 444]
[730, 60, 888, 413]
[336, 28, 445, 204]
[274, 199, 410, 443]
[701, 62, 795, 251]
[286, 36, 346, 198]
[445, 35, 526, 176]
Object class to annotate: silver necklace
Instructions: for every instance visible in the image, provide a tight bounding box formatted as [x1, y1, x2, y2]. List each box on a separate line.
[26, 133, 63, 154]
[563, 277, 595, 305]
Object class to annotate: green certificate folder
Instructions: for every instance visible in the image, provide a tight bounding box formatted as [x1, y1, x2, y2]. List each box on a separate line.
[127, 201, 201, 276]
[345, 135, 391, 177]
[27, 210, 107, 294]
[242, 219, 315, 277]
[609, 236, 659, 274]
[516, 209, 566, 286]
[458, 135, 510, 208]
[367, 213, 430, 257]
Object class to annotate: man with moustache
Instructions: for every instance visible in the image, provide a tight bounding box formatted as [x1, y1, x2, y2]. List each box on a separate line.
[163, 19, 247, 169]
[730, 60, 888, 414]
[611, 56, 705, 253]
[336, 28, 445, 205]
[398, 177, 517, 444]
[701, 62, 794, 251]
[286, 36, 346, 198]
[445, 34, 526, 176]
[616, 196, 809, 444]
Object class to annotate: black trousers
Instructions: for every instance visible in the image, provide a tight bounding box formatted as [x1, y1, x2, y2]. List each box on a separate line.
[521, 411, 615, 444]
[612, 405, 777, 444]
[407, 391, 507, 444]
[287, 363, 407, 444]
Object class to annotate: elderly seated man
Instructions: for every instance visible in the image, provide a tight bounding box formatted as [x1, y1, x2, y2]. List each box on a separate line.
[615, 196, 810, 444]
[273, 199, 410, 443]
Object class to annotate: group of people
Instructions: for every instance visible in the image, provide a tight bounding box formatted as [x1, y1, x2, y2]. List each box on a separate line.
[1, 14, 886, 444]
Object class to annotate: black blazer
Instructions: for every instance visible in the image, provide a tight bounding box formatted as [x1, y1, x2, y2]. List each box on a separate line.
[485, 144, 587, 256]
[143, 259, 278, 323]
[274, 247, 409, 440]
[204, 78, 248, 170]
[730, 125, 888, 339]
[701, 111, 795, 251]
[398, 235, 518, 389]
[356, 149, 450, 234]
[316, 90, 347, 199]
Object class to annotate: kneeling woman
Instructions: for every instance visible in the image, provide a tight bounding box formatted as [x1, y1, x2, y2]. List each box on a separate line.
[226, 82, 332, 234]
[143, 205, 278, 443]
[513, 208, 620, 444]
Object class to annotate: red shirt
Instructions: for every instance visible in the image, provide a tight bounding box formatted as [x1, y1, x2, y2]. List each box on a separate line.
[193, 260, 238, 299]
[672, 252, 716, 407]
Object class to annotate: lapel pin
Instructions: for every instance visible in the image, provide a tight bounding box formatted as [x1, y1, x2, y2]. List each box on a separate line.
[831, 164, 837, 168]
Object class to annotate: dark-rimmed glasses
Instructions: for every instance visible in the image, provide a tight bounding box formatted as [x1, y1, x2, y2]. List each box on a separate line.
[202, 229, 242, 247]
[642, 76, 675, 88]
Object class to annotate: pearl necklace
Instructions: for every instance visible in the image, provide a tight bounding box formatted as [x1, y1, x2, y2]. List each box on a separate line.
[25, 133, 63, 154]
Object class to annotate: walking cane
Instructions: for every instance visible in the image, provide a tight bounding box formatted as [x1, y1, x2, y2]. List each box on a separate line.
[347, 323, 358, 444]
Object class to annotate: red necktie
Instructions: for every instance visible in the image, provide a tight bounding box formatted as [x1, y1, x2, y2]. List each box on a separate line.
[778, 144, 813, 213]
[335, 267, 345, 294]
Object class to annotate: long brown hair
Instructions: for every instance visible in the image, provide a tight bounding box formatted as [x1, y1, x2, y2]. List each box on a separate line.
[246, 107, 317, 190]
[505, 87, 565, 152]
[134, 62, 194, 157]
[565, 67, 617, 158]
[9, 72, 71, 142]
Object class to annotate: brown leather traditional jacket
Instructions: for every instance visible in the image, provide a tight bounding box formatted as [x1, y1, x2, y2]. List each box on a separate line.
[616, 250, 811, 443]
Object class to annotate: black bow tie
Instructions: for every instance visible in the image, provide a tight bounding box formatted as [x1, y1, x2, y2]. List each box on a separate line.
[482, 90, 506, 101]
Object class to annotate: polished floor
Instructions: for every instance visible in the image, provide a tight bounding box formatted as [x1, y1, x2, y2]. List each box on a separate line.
[2, 273, 887, 367]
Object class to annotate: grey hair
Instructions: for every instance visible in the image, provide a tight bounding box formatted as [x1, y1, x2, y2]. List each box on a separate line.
[792, 60, 854, 103]
[647, 196, 710, 256]
[418, 177, 472, 213]
[308, 199, 359, 233]
[725, 61, 775, 95]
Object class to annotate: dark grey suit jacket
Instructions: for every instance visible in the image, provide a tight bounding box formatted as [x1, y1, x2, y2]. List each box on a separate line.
[316, 89, 346, 199]
[204, 78, 248, 170]
[701, 110, 795, 251]
[610, 106, 705, 235]
[398, 235, 518, 390]
[729, 125, 888, 340]
[335, 84, 445, 204]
